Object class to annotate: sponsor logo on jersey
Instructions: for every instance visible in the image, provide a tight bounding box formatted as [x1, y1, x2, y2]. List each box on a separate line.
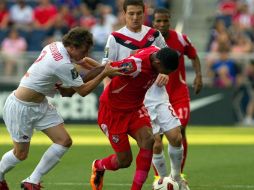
[71, 68, 79, 80]
[124, 40, 132, 44]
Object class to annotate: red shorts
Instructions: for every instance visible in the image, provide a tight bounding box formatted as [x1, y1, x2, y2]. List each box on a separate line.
[98, 102, 152, 152]
[172, 100, 190, 127]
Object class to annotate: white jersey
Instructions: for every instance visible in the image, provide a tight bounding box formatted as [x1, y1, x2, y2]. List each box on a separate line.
[102, 25, 169, 106]
[20, 42, 83, 97]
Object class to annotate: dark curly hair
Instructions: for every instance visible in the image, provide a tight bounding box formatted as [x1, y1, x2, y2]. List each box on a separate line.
[62, 27, 93, 49]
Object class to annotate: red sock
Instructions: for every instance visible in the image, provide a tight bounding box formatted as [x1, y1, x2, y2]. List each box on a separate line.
[95, 154, 119, 171]
[181, 137, 188, 172]
[131, 148, 153, 190]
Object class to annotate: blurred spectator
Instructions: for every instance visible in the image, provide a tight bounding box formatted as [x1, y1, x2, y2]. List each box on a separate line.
[44, 12, 69, 45]
[207, 19, 229, 51]
[91, 15, 112, 51]
[231, 33, 253, 56]
[0, 28, 27, 76]
[57, 5, 77, 28]
[112, 11, 125, 31]
[9, 0, 33, 31]
[0, 0, 9, 30]
[33, 0, 58, 30]
[232, 2, 254, 32]
[96, 4, 117, 29]
[207, 43, 239, 88]
[79, 3, 97, 30]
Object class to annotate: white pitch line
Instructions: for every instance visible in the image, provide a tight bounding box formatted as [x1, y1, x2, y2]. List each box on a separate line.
[45, 182, 254, 189]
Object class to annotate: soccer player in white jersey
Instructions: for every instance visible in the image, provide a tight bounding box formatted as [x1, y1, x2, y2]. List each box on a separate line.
[89, 0, 190, 190]
[0, 27, 122, 190]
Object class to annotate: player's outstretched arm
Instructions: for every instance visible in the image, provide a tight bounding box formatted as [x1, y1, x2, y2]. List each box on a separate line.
[76, 57, 101, 70]
[73, 63, 124, 97]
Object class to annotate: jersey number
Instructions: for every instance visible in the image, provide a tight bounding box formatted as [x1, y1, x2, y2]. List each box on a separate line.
[34, 50, 47, 63]
[177, 107, 189, 119]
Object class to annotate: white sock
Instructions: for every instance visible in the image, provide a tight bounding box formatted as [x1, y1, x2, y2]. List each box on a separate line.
[25, 143, 69, 184]
[0, 149, 21, 181]
[152, 152, 167, 177]
[168, 144, 183, 180]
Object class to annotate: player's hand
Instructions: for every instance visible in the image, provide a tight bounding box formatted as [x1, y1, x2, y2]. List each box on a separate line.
[102, 63, 126, 77]
[155, 74, 169, 87]
[193, 74, 203, 94]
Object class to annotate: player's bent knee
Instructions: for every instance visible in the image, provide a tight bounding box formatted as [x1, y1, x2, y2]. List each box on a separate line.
[145, 135, 155, 148]
[153, 143, 163, 154]
[58, 137, 72, 148]
[14, 151, 28, 161]
[119, 159, 132, 168]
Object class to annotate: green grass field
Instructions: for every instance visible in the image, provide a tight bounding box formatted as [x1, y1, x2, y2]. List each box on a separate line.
[1, 124, 254, 190]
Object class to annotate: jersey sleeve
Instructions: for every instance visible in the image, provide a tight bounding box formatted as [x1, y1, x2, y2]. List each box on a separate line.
[110, 56, 142, 77]
[102, 34, 118, 64]
[183, 34, 197, 59]
[154, 31, 168, 48]
[54, 63, 84, 87]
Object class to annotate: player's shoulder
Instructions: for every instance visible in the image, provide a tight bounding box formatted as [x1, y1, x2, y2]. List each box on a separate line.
[45, 42, 70, 64]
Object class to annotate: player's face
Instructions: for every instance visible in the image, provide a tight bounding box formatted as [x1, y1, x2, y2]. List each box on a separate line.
[153, 13, 170, 36]
[70, 46, 89, 61]
[124, 5, 144, 32]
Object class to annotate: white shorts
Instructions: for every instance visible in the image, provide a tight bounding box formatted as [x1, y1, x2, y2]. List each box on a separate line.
[146, 102, 181, 135]
[3, 92, 64, 142]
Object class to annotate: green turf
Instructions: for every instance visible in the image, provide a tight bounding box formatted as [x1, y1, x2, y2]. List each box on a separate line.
[0, 125, 254, 190]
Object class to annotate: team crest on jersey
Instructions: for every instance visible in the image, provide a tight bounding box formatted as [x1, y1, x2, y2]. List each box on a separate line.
[147, 35, 155, 42]
[71, 68, 79, 80]
[120, 62, 133, 73]
[112, 135, 120, 144]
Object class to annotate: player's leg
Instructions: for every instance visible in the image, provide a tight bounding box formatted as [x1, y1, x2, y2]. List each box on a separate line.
[0, 142, 29, 190]
[172, 101, 190, 173]
[147, 105, 167, 178]
[152, 132, 167, 178]
[90, 132, 132, 190]
[21, 100, 68, 188]
[157, 103, 190, 190]
[22, 123, 71, 186]
[131, 126, 154, 190]
[129, 106, 155, 190]
[0, 93, 33, 189]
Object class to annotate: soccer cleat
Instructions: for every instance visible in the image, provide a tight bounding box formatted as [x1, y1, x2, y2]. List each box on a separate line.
[169, 175, 190, 190]
[21, 182, 43, 190]
[0, 180, 9, 190]
[153, 175, 161, 184]
[90, 160, 105, 190]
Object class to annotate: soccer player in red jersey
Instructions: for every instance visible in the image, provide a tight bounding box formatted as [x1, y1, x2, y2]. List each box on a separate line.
[151, 8, 203, 178]
[90, 46, 179, 190]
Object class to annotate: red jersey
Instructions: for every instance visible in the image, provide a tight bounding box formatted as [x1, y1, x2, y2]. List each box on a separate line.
[100, 46, 159, 110]
[166, 30, 197, 103]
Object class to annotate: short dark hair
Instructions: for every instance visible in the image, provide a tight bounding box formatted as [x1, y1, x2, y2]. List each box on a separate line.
[156, 47, 179, 71]
[62, 27, 93, 49]
[153, 7, 170, 20]
[123, 0, 145, 12]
